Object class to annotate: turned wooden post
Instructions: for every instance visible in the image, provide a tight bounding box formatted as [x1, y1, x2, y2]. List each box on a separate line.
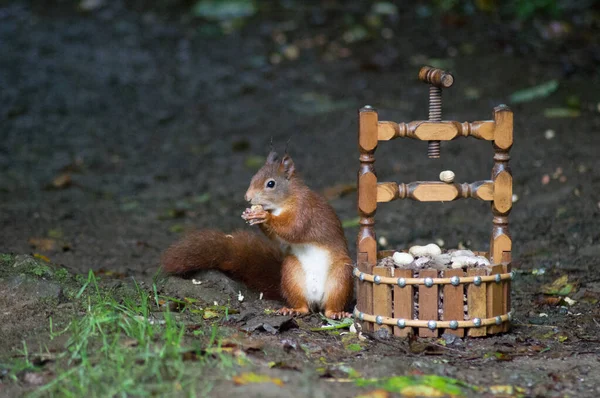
[357, 106, 378, 331]
[490, 105, 513, 264]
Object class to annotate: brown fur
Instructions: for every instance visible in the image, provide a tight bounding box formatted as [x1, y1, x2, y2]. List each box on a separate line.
[244, 152, 354, 316]
[161, 230, 283, 300]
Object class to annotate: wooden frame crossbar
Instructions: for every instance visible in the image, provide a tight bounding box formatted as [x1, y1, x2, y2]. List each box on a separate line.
[378, 120, 497, 141]
[377, 180, 494, 203]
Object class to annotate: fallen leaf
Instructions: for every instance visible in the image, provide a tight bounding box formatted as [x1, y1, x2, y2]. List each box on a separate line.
[232, 372, 284, 387]
[355, 375, 473, 397]
[47, 173, 72, 190]
[94, 269, 128, 279]
[192, 0, 256, 20]
[356, 389, 390, 398]
[346, 343, 362, 352]
[509, 80, 559, 104]
[33, 253, 51, 262]
[169, 224, 185, 233]
[535, 296, 561, 306]
[488, 385, 524, 395]
[540, 275, 577, 296]
[192, 193, 211, 204]
[323, 183, 357, 200]
[79, 0, 104, 11]
[245, 155, 265, 170]
[203, 309, 220, 319]
[342, 217, 361, 229]
[158, 208, 187, 220]
[29, 238, 58, 252]
[544, 108, 581, 118]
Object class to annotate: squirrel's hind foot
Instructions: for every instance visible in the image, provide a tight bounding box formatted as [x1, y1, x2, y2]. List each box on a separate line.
[277, 307, 309, 316]
[324, 310, 352, 320]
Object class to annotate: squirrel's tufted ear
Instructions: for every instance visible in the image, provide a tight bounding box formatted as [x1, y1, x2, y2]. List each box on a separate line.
[266, 151, 279, 164]
[280, 154, 295, 179]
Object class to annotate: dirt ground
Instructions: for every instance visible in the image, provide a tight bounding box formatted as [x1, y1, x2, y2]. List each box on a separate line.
[1, 1, 600, 397]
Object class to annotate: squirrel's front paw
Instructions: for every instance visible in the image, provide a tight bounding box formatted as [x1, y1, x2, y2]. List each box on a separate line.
[241, 207, 270, 225]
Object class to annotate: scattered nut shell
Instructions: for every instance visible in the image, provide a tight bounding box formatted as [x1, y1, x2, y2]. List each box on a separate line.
[450, 250, 475, 258]
[439, 170, 455, 183]
[432, 253, 451, 266]
[475, 256, 491, 266]
[392, 252, 414, 266]
[451, 255, 480, 268]
[409, 243, 442, 257]
[414, 256, 432, 268]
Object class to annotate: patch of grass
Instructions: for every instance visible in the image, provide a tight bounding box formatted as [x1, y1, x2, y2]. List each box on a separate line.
[0, 253, 13, 265]
[28, 264, 53, 278]
[23, 271, 227, 396]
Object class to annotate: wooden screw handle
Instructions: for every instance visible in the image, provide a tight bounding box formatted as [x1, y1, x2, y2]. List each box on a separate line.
[419, 66, 454, 88]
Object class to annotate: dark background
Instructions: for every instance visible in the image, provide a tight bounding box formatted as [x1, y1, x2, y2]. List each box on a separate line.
[1, 0, 599, 276]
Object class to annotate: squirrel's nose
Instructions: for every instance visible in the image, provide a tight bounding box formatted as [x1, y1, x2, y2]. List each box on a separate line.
[244, 190, 253, 202]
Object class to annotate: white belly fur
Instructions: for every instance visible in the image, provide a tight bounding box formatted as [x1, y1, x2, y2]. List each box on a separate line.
[290, 243, 330, 305]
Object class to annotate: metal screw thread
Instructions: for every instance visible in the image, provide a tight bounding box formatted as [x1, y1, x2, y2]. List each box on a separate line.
[428, 85, 442, 158]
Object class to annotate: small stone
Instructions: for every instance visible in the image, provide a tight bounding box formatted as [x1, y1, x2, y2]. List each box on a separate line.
[512, 194, 518, 203]
[544, 129, 555, 140]
[378, 236, 388, 247]
[374, 328, 390, 340]
[282, 45, 300, 61]
[541, 174, 550, 185]
[441, 332, 458, 345]
[563, 297, 576, 306]
[392, 252, 414, 266]
[435, 238, 445, 247]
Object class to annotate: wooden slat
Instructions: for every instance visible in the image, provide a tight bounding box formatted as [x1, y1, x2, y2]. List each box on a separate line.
[493, 105, 513, 150]
[376, 181, 494, 203]
[377, 120, 496, 142]
[502, 260, 512, 333]
[491, 234, 511, 267]
[412, 182, 459, 201]
[493, 171, 513, 214]
[469, 120, 495, 140]
[359, 108, 378, 151]
[487, 265, 504, 334]
[443, 269, 465, 337]
[413, 122, 459, 141]
[393, 269, 413, 337]
[358, 173, 378, 214]
[418, 269, 439, 338]
[372, 266, 393, 334]
[357, 253, 373, 332]
[472, 181, 494, 201]
[467, 268, 487, 337]
[376, 182, 399, 203]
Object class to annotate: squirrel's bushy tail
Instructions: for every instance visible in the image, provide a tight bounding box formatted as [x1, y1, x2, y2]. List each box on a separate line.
[161, 230, 283, 300]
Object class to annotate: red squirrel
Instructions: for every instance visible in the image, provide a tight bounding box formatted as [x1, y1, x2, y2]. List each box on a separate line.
[161, 151, 354, 319]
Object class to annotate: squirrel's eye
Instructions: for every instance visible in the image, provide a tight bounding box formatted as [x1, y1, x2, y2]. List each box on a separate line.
[266, 180, 276, 188]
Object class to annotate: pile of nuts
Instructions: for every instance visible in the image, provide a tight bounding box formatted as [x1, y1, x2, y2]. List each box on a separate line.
[384, 243, 491, 270]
